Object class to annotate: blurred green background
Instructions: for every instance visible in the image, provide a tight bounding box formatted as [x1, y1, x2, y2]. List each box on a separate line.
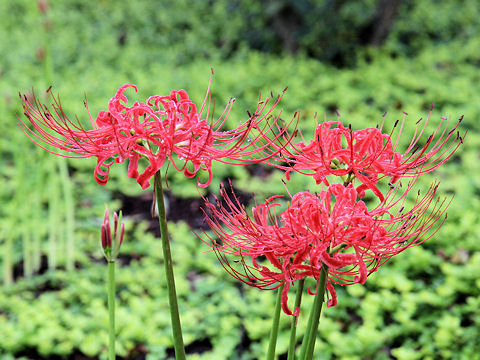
[1, 0, 479, 359]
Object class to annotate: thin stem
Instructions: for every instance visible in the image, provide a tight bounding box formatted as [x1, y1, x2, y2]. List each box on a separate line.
[154, 172, 186, 360]
[302, 265, 329, 360]
[267, 284, 284, 360]
[287, 279, 305, 360]
[16, 152, 32, 278]
[32, 159, 43, 273]
[3, 235, 13, 285]
[23, 231, 32, 278]
[298, 284, 315, 360]
[58, 157, 75, 271]
[39, 0, 53, 87]
[32, 229, 41, 272]
[107, 260, 116, 360]
[48, 159, 59, 270]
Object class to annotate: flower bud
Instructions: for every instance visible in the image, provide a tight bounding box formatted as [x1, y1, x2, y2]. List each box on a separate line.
[101, 224, 108, 249]
[101, 207, 125, 261]
[35, 47, 46, 62]
[38, 0, 48, 13]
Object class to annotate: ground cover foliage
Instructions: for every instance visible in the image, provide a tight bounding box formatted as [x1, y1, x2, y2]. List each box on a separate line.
[0, 0, 479, 359]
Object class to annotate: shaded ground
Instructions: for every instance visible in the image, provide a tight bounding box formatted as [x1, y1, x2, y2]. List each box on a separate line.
[118, 181, 255, 233]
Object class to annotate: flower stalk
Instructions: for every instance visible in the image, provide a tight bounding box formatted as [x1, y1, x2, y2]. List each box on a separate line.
[287, 279, 305, 360]
[300, 265, 328, 360]
[47, 162, 59, 270]
[59, 157, 75, 271]
[101, 207, 125, 360]
[267, 284, 284, 360]
[107, 260, 115, 360]
[154, 171, 186, 360]
[3, 228, 13, 285]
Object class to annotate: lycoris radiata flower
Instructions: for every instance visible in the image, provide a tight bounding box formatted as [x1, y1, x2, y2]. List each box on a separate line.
[280, 108, 464, 200]
[19, 76, 293, 189]
[203, 179, 448, 315]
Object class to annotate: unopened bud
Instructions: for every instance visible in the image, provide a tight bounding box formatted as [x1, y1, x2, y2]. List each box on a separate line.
[119, 223, 125, 247]
[38, 0, 48, 13]
[101, 207, 125, 261]
[101, 224, 108, 249]
[113, 212, 118, 239]
[43, 18, 53, 31]
[35, 47, 46, 62]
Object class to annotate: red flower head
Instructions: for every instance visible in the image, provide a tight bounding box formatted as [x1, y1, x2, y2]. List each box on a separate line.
[283, 109, 464, 201]
[19, 76, 293, 189]
[203, 181, 448, 315]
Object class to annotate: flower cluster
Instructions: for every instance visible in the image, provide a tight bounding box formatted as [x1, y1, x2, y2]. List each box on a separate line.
[19, 77, 291, 189]
[282, 109, 463, 201]
[204, 111, 464, 315]
[18, 78, 464, 316]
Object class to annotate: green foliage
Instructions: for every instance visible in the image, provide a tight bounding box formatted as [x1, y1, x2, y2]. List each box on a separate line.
[385, 0, 480, 55]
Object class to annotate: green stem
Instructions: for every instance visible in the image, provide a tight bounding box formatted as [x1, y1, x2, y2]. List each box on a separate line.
[23, 231, 32, 278]
[32, 230, 41, 272]
[267, 284, 284, 360]
[3, 235, 13, 285]
[300, 265, 329, 360]
[287, 279, 305, 360]
[107, 260, 116, 360]
[40, 2, 53, 87]
[154, 172, 186, 360]
[298, 286, 314, 360]
[58, 157, 75, 271]
[16, 151, 32, 278]
[48, 160, 59, 270]
[32, 159, 43, 273]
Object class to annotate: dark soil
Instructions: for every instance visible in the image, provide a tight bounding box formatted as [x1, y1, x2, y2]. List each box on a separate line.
[117, 180, 255, 234]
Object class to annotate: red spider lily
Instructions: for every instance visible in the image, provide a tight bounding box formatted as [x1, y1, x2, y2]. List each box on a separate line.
[19, 78, 293, 189]
[203, 181, 449, 315]
[281, 109, 464, 201]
